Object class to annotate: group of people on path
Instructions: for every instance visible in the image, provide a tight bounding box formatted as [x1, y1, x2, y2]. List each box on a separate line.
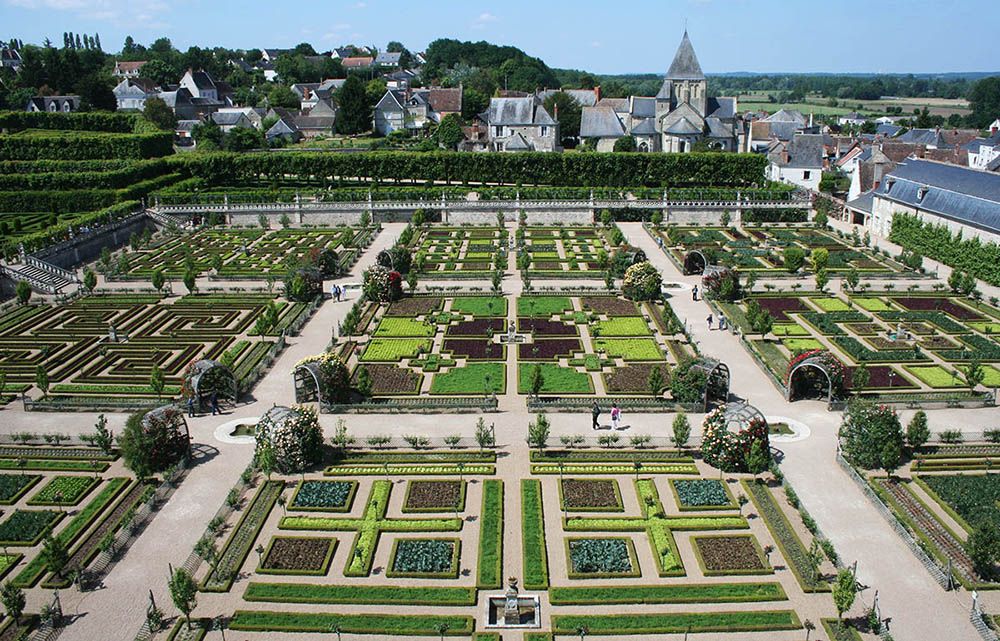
[330, 284, 345, 301]
[706, 314, 727, 331]
[592, 401, 625, 430]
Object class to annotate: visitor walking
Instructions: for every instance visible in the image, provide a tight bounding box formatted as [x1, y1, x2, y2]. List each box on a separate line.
[719, 316, 727, 331]
[691, 285, 698, 301]
[707, 314, 713, 330]
[210, 391, 220, 416]
[591, 401, 601, 430]
[611, 403, 621, 430]
[186, 396, 195, 418]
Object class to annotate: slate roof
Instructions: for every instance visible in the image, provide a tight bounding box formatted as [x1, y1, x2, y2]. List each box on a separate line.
[211, 112, 248, 126]
[876, 124, 902, 137]
[770, 133, 825, 169]
[846, 190, 875, 215]
[580, 107, 625, 138]
[175, 120, 199, 133]
[877, 158, 1000, 234]
[666, 31, 704, 80]
[706, 97, 735, 120]
[764, 109, 808, 125]
[706, 117, 733, 139]
[27, 95, 80, 111]
[487, 97, 552, 126]
[595, 98, 628, 113]
[665, 117, 702, 135]
[631, 118, 658, 135]
[187, 71, 216, 91]
[375, 52, 402, 66]
[630, 97, 656, 119]
[536, 88, 599, 108]
[505, 133, 531, 150]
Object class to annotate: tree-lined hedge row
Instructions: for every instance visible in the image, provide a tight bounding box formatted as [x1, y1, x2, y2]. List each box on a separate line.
[0, 111, 147, 134]
[0, 159, 136, 174]
[0, 159, 169, 191]
[890, 213, 1000, 286]
[0, 130, 173, 160]
[0, 200, 141, 258]
[165, 151, 769, 188]
[0, 172, 180, 213]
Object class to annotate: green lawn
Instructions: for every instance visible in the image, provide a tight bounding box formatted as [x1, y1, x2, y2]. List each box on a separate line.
[593, 338, 663, 361]
[851, 297, 892, 312]
[430, 363, 506, 395]
[960, 364, 1000, 387]
[517, 296, 574, 317]
[373, 318, 435, 338]
[450, 297, 507, 317]
[782, 338, 825, 352]
[810, 297, 851, 312]
[904, 365, 962, 388]
[518, 363, 593, 394]
[771, 323, 809, 337]
[359, 339, 430, 362]
[967, 321, 1000, 334]
[594, 317, 652, 337]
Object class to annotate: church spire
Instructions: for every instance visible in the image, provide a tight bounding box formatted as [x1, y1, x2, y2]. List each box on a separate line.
[666, 30, 705, 81]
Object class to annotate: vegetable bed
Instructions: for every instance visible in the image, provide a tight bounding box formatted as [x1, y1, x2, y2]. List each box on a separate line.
[259, 536, 336, 575]
[560, 479, 623, 512]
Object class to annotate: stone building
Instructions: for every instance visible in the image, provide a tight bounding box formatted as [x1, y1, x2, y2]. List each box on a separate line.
[482, 96, 559, 152]
[579, 31, 739, 152]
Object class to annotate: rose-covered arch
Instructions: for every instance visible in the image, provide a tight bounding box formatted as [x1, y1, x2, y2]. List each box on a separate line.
[182, 360, 238, 412]
[684, 249, 709, 275]
[293, 360, 323, 405]
[141, 405, 191, 463]
[691, 357, 731, 410]
[701, 402, 770, 473]
[786, 349, 846, 404]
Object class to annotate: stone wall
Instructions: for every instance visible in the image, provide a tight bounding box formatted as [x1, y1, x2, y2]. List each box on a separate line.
[35, 215, 157, 270]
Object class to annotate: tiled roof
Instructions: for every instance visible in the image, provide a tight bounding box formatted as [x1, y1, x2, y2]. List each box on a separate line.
[342, 57, 373, 68]
[115, 61, 147, 72]
[428, 88, 462, 113]
[878, 158, 1000, 234]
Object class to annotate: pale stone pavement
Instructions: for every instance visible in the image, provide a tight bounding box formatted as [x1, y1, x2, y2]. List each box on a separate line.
[0, 220, 994, 640]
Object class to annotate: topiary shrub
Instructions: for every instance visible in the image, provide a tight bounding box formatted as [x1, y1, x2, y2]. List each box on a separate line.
[255, 405, 324, 474]
[670, 360, 707, 404]
[118, 408, 189, 477]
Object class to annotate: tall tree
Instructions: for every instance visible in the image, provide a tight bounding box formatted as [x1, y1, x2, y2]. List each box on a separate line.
[542, 92, 582, 142]
[435, 113, 464, 150]
[335, 74, 372, 135]
[168, 568, 197, 629]
[143, 96, 177, 130]
[968, 77, 1000, 129]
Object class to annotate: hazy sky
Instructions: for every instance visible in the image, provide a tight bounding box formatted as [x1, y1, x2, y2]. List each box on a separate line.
[1, 0, 995, 74]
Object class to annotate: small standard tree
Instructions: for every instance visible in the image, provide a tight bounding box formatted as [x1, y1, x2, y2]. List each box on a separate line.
[880, 438, 902, 479]
[0, 581, 25, 625]
[965, 358, 985, 391]
[183, 270, 197, 294]
[527, 414, 550, 452]
[39, 535, 69, 578]
[356, 366, 373, 398]
[168, 567, 198, 629]
[671, 412, 691, 451]
[832, 568, 857, 620]
[851, 362, 870, 392]
[747, 440, 769, 482]
[844, 268, 860, 292]
[967, 520, 1000, 579]
[149, 365, 165, 399]
[35, 365, 49, 398]
[474, 417, 495, 451]
[151, 269, 165, 294]
[15, 281, 31, 305]
[648, 365, 665, 396]
[905, 411, 930, 451]
[529, 364, 544, 398]
[83, 269, 97, 293]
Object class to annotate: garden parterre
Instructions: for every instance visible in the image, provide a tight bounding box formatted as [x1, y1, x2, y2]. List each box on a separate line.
[0, 293, 305, 405]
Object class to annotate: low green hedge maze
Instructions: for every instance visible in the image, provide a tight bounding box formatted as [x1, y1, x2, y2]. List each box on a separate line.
[0, 294, 296, 403]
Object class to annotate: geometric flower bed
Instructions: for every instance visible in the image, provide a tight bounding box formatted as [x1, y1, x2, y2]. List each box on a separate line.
[671, 479, 736, 510]
[27, 475, 100, 506]
[290, 480, 358, 512]
[522, 227, 616, 278]
[560, 479, 623, 512]
[0, 510, 63, 546]
[0, 474, 42, 504]
[566, 537, 639, 577]
[410, 227, 506, 276]
[402, 480, 466, 513]
[693, 535, 772, 576]
[259, 536, 337, 575]
[387, 538, 460, 578]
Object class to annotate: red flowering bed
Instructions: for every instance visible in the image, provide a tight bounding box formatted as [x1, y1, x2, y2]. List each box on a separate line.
[442, 339, 504, 360]
[519, 339, 583, 360]
[891, 297, 983, 321]
[581, 297, 640, 316]
[844, 365, 917, 390]
[754, 297, 807, 322]
[446, 319, 505, 336]
[518, 318, 579, 336]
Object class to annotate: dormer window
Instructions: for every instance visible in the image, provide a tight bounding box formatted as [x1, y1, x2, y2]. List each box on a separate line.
[917, 186, 928, 201]
[884, 178, 895, 192]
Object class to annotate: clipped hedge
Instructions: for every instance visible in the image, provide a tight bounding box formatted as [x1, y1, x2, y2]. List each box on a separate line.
[548, 582, 787, 605]
[0, 130, 173, 161]
[0, 111, 149, 133]
[166, 151, 768, 188]
[0, 159, 169, 191]
[0, 200, 141, 258]
[477, 479, 504, 589]
[228, 611, 474, 636]
[552, 611, 801, 635]
[243, 582, 477, 605]
[891, 212, 1000, 286]
[521, 479, 549, 590]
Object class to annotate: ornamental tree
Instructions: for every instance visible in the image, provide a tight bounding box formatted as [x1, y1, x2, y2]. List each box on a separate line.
[967, 520, 1000, 579]
[839, 398, 904, 470]
[527, 414, 550, 451]
[118, 408, 189, 477]
[168, 567, 197, 629]
[905, 411, 930, 451]
[671, 412, 691, 450]
[783, 247, 806, 273]
[621, 261, 662, 301]
[832, 568, 857, 620]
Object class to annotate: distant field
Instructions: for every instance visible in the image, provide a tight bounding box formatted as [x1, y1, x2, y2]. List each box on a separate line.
[736, 91, 970, 118]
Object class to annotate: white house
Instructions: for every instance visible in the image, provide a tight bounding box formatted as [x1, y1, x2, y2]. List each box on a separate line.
[483, 96, 559, 152]
[767, 133, 825, 190]
[211, 111, 253, 132]
[965, 133, 1000, 171]
[113, 78, 159, 111]
[113, 61, 147, 78]
[837, 112, 867, 127]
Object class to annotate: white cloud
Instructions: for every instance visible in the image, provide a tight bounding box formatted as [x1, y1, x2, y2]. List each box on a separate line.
[591, 41, 602, 48]
[352, 1, 366, 8]
[471, 11, 498, 29]
[5, 0, 169, 26]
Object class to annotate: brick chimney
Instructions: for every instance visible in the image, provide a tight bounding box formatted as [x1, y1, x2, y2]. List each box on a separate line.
[595, 85, 601, 102]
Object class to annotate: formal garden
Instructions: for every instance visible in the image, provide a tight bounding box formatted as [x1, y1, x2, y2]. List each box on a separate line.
[104, 225, 376, 281]
[408, 225, 509, 277]
[711, 290, 1000, 402]
[518, 225, 623, 279]
[649, 224, 913, 277]
[0, 292, 313, 409]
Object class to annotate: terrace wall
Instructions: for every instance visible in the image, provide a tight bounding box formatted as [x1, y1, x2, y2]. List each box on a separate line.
[36, 215, 156, 269]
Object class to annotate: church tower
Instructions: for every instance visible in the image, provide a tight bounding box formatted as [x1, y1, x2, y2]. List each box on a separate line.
[657, 31, 707, 117]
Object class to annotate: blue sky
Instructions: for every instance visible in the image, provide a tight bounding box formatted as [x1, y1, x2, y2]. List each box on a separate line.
[1, 0, 995, 74]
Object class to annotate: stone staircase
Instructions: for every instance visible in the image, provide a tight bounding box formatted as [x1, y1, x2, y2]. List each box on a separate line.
[145, 208, 187, 228]
[0, 255, 78, 294]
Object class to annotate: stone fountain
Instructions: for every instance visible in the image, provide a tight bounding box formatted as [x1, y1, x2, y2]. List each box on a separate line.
[485, 577, 540, 628]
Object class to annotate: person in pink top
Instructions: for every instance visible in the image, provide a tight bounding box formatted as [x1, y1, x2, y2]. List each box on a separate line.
[610, 403, 621, 430]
